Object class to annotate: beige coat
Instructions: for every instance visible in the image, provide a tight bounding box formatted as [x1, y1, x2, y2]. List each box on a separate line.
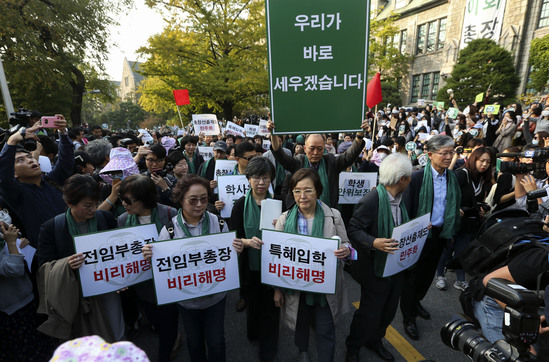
[275, 201, 351, 330]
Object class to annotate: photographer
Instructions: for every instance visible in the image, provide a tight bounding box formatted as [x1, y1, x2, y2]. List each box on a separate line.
[143, 144, 177, 207]
[0, 116, 73, 248]
[513, 148, 549, 212]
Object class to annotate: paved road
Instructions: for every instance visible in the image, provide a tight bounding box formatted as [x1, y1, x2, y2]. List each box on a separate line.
[131, 272, 471, 361]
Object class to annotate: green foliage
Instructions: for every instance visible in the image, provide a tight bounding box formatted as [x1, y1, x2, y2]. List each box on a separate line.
[437, 39, 519, 106]
[0, 0, 131, 124]
[94, 101, 149, 130]
[528, 35, 549, 93]
[138, 0, 268, 121]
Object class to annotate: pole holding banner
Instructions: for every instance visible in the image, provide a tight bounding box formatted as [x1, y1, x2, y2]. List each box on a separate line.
[0, 57, 14, 121]
[173, 89, 190, 129]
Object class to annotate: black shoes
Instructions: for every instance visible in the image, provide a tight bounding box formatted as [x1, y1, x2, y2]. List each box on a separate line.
[366, 342, 394, 361]
[345, 351, 360, 362]
[417, 303, 430, 320]
[403, 321, 419, 340]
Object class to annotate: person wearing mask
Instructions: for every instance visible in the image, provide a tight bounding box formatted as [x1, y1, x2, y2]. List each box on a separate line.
[273, 169, 352, 362]
[142, 175, 243, 362]
[492, 111, 517, 153]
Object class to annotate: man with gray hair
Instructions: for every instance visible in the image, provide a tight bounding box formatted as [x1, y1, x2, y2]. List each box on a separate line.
[399, 134, 461, 341]
[345, 153, 412, 362]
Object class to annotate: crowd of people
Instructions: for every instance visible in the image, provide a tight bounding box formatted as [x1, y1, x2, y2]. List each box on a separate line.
[1, 92, 549, 362]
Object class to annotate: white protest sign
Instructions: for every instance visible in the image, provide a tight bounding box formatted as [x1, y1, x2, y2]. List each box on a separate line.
[260, 199, 282, 231]
[192, 114, 221, 136]
[446, 107, 459, 119]
[225, 121, 245, 136]
[382, 213, 431, 277]
[460, 0, 507, 49]
[151, 232, 240, 305]
[417, 99, 425, 107]
[213, 159, 237, 194]
[338, 172, 377, 204]
[198, 146, 214, 161]
[261, 229, 338, 294]
[418, 133, 429, 141]
[259, 119, 270, 136]
[74, 224, 158, 297]
[244, 124, 259, 137]
[218, 175, 251, 218]
[262, 140, 271, 152]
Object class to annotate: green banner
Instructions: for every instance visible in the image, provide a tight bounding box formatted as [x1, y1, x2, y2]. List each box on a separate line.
[266, 0, 370, 134]
[432, 101, 445, 109]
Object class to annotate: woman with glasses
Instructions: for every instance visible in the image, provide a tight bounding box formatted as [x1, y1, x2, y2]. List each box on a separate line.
[36, 174, 124, 341]
[142, 174, 243, 362]
[117, 174, 178, 362]
[273, 169, 351, 362]
[144, 144, 178, 207]
[230, 157, 279, 361]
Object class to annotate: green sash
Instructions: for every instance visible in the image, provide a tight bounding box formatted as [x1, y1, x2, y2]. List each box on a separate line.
[184, 151, 197, 174]
[418, 160, 461, 239]
[200, 158, 214, 178]
[303, 157, 330, 205]
[243, 190, 272, 271]
[125, 207, 163, 233]
[177, 209, 210, 237]
[374, 184, 409, 277]
[66, 208, 98, 236]
[275, 161, 286, 189]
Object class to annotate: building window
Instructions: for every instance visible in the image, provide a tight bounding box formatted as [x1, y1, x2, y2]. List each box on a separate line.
[437, 18, 446, 50]
[411, 75, 421, 103]
[124, 77, 129, 87]
[540, 0, 549, 28]
[431, 72, 440, 100]
[400, 30, 408, 53]
[416, 18, 446, 54]
[416, 24, 426, 54]
[421, 73, 431, 99]
[393, 32, 400, 50]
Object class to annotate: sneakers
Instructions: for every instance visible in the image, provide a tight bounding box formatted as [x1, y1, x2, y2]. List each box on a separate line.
[453, 280, 469, 291]
[435, 276, 447, 290]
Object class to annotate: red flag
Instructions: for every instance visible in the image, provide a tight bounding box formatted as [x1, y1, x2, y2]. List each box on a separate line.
[366, 73, 383, 109]
[172, 89, 190, 106]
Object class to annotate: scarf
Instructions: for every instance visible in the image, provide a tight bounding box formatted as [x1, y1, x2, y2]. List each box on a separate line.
[184, 151, 196, 174]
[66, 208, 98, 236]
[200, 158, 214, 178]
[418, 160, 461, 239]
[177, 209, 210, 237]
[126, 207, 163, 233]
[275, 161, 286, 190]
[284, 201, 326, 307]
[374, 184, 409, 277]
[243, 190, 272, 271]
[232, 164, 241, 175]
[303, 156, 330, 206]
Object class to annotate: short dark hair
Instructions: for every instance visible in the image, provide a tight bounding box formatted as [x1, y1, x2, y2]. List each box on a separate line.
[245, 157, 275, 181]
[225, 135, 235, 142]
[149, 144, 167, 159]
[235, 141, 256, 157]
[288, 168, 323, 197]
[63, 174, 100, 205]
[90, 125, 102, 131]
[253, 143, 264, 154]
[167, 151, 188, 166]
[181, 135, 199, 147]
[68, 127, 83, 140]
[119, 174, 157, 209]
[172, 174, 211, 206]
[37, 135, 58, 156]
[74, 150, 93, 174]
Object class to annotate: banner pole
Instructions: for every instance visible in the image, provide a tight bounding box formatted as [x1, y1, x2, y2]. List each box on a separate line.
[176, 105, 184, 128]
[372, 105, 378, 142]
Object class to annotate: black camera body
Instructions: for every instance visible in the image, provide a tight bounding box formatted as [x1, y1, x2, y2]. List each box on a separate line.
[441, 278, 541, 362]
[498, 149, 549, 179]
[0, 108, 38, 151]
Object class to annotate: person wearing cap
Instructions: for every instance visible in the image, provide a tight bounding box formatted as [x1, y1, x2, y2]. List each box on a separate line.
[0, 115, 73, 248]
[198, 140, 228, 186]
[267, 119, 368, 209]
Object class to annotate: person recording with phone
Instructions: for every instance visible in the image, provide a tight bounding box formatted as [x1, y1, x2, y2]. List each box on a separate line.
[143, 144, 177, 207]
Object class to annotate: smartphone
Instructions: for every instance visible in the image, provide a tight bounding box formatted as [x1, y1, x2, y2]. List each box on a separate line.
[41, 116, 61, 128]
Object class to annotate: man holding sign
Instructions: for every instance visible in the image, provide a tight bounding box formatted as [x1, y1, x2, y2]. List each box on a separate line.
[345, 154, 413, 362]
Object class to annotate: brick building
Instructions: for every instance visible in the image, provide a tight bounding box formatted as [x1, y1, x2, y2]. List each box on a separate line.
[374, 0, 549, 106]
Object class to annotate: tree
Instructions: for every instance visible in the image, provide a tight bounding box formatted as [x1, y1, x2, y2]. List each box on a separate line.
[98, 101, 148, 130]
[437, 39, 520, 106]
[138, 0, 268, 121]
[0, 0, 131, 124]
[528, 35, 549, 93]
[367, 10, 412, 108]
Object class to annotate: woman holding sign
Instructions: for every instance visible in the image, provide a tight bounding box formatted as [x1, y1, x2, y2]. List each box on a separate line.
[273, 169, 351, 362]
[230, 157, 280, 361]
[142, 174, 243, 362]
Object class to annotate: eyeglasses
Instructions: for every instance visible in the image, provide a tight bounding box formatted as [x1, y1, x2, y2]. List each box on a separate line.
[186, 197, 208, 205]
[145, 158, 164, 163]
[251, 176, 271, 183]
[292, 188, 315, 196]
[239, 156, 254, 161]
[118, 194, 137, 205]
[434, 151, 455, 158]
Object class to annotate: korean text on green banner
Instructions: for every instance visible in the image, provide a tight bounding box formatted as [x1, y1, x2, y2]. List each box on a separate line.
[266, 0, 370, 134]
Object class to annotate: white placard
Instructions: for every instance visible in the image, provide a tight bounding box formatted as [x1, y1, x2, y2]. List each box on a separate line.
[151, 232, 240, 305]
[261, 230, 338, 294]
[382, 213, 431, 277]
[338, 172, 377, 204]
[418, 133, 429, 141]
[3, 239, 36, 272]
[262, 140, 271, 152]
[460, 0, 507, 50]
[259, 119, 270, 136]
[192, 114, 221, 136]
[218, 175, 251, 218]
[225, 121, 245, 136]
[244, 124, 259, 137]
[260, 199, 282, 231]
[198, 146, 214, 161]
[213, 159, 237, 194]
[74, 224, 158, 297]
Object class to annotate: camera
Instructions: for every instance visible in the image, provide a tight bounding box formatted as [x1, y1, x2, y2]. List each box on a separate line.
[0, 108, 39, 151]
[498, 149, 549, 179]
[153, 162, 173, 178]
[441, 278, 541, 361]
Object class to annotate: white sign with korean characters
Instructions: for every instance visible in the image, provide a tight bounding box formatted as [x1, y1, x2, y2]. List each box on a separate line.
[382, 213, 431, 277]
[338, 172, 377, 204]
[225, 121, 245, 136]
[151, 232, 240, 305]
[213, 159, 237, 194]
[244, 124, 259, 137]
[192, 114, 221, 136]
[259, 119, 270, 136]
[73, 224, 158, 297]
[217, 175, 251, 218]
[198, 146, 214, 161]
[460, 0, 507, 49]
[261, 230, 338, 294]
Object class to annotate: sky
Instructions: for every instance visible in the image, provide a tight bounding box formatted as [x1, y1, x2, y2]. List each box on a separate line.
[104, 0, 166, 82]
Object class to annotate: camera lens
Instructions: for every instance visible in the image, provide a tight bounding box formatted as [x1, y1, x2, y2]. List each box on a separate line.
[441, 315, 493, 362]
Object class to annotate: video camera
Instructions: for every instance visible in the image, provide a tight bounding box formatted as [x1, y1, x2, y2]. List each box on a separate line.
[0, 108, 39, 151]
[441, 278, 542, 361]
[497, 149, 549, 179]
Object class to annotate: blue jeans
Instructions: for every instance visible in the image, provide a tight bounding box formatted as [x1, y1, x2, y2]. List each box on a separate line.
[178, 297, 226, 362]
[473, 295, 505, 343]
